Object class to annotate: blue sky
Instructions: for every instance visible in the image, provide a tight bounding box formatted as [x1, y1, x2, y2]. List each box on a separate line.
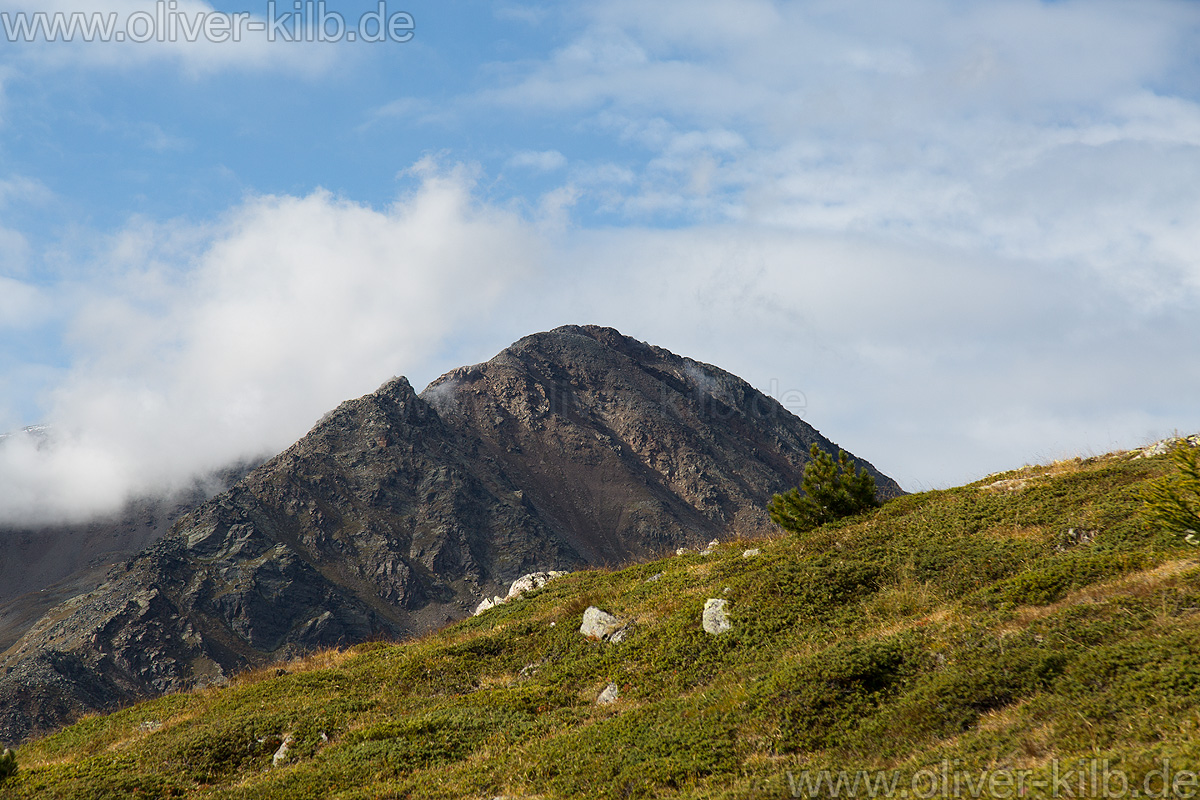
[1, 0, 1199, 523]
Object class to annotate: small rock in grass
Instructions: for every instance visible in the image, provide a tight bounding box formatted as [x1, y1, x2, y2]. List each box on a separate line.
[597, 682, 620, 705]
[742, 548, 761, 558]
[272, 733, 294, 766]
[579, 606, 625, 640]
[473, 596, 504, 616]
[702, 598, 731, 635]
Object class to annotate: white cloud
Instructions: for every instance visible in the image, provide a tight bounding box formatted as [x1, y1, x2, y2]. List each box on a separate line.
[4, 161, 1199, 522]
[481, 0, 1200, 292]
[0, 275, 48, 328]
[0, 167, 543, 524]
[0, 175, 52, 208]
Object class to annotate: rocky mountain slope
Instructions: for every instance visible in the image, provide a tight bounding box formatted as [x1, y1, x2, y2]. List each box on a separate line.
[0, 325, 901, 745]
[0, 466, 251, 656]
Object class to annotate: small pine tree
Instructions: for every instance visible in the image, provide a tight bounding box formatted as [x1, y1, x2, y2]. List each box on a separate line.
[1142, 439, 1200, 544]
[769, 443, 879, 533]
[0, 747, 16, 781]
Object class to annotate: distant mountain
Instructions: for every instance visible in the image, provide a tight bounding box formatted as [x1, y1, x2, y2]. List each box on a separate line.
[0, 325, 902, 745]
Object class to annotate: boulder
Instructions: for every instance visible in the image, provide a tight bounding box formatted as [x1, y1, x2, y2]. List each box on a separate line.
[579, 606, 624, 640]
[505, 570, 569, 600]
[702, 598, 731, 635]
[474, 570, 568, 616]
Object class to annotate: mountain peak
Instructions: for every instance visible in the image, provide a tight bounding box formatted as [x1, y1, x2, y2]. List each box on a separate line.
[0, 326, 901, 745]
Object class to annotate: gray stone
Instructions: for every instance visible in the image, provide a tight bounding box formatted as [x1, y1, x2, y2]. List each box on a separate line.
[272, 733, 294, 766]
[597, 682, 620, 705]
[700, 539, 720, 555]
[702, 598, 731, 635]
[742, 548, 761, 558]
[473, 596, 504, 616]
[579, 606, 624, 640]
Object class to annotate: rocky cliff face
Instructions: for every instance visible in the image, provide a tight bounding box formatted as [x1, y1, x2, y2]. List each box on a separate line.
[0, 325, 902, 745]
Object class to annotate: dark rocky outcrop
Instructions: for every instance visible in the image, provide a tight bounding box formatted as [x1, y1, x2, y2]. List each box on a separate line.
[0, 468, 250, 656]
[0, 325, 901, 745]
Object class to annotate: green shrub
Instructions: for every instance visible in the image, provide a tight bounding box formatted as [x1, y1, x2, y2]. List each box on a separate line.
[770, 444, 879, 532]
[766, 633, 926, 752]
[1142, 440, 1200, 541]
[975, 552, 1150, 608]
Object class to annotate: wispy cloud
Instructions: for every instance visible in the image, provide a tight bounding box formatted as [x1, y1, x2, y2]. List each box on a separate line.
[506, 149, 567, 171]
[479, 0, 1200, 297]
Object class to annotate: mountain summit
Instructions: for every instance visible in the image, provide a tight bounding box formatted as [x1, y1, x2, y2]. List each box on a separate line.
[0, 325, 901, 744]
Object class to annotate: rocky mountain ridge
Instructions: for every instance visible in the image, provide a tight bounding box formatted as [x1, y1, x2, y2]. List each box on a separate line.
[0, 325, 901, 745]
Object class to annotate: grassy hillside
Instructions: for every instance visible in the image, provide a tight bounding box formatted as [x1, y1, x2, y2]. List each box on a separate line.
[4, 448, 1199, 799]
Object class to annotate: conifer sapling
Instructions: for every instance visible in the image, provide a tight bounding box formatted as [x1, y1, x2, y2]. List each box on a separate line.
[769, 444, 879, 533]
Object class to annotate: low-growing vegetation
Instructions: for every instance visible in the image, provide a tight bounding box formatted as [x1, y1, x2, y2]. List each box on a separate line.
[5, 447, 1200, 799]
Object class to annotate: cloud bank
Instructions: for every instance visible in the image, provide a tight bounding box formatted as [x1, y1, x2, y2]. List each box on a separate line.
[0, 167, 541, 524]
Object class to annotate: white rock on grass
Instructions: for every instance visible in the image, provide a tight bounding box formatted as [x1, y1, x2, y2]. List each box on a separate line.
[742, 548, 761, 558]
[700, 539, 720, 555]
[473, 596, 504, 615]
[579, 606, 625, 640]
[597, 682, 621, 705]
[505, 570, 569, 600]
[702, 598, 732, 635]
[474, 570, 569, 616]
[1136, 434, 1200, 459]
[272, 733, 294, 766]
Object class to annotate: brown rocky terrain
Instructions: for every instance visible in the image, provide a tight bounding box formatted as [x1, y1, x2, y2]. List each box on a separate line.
[0, 325, 902, 745]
